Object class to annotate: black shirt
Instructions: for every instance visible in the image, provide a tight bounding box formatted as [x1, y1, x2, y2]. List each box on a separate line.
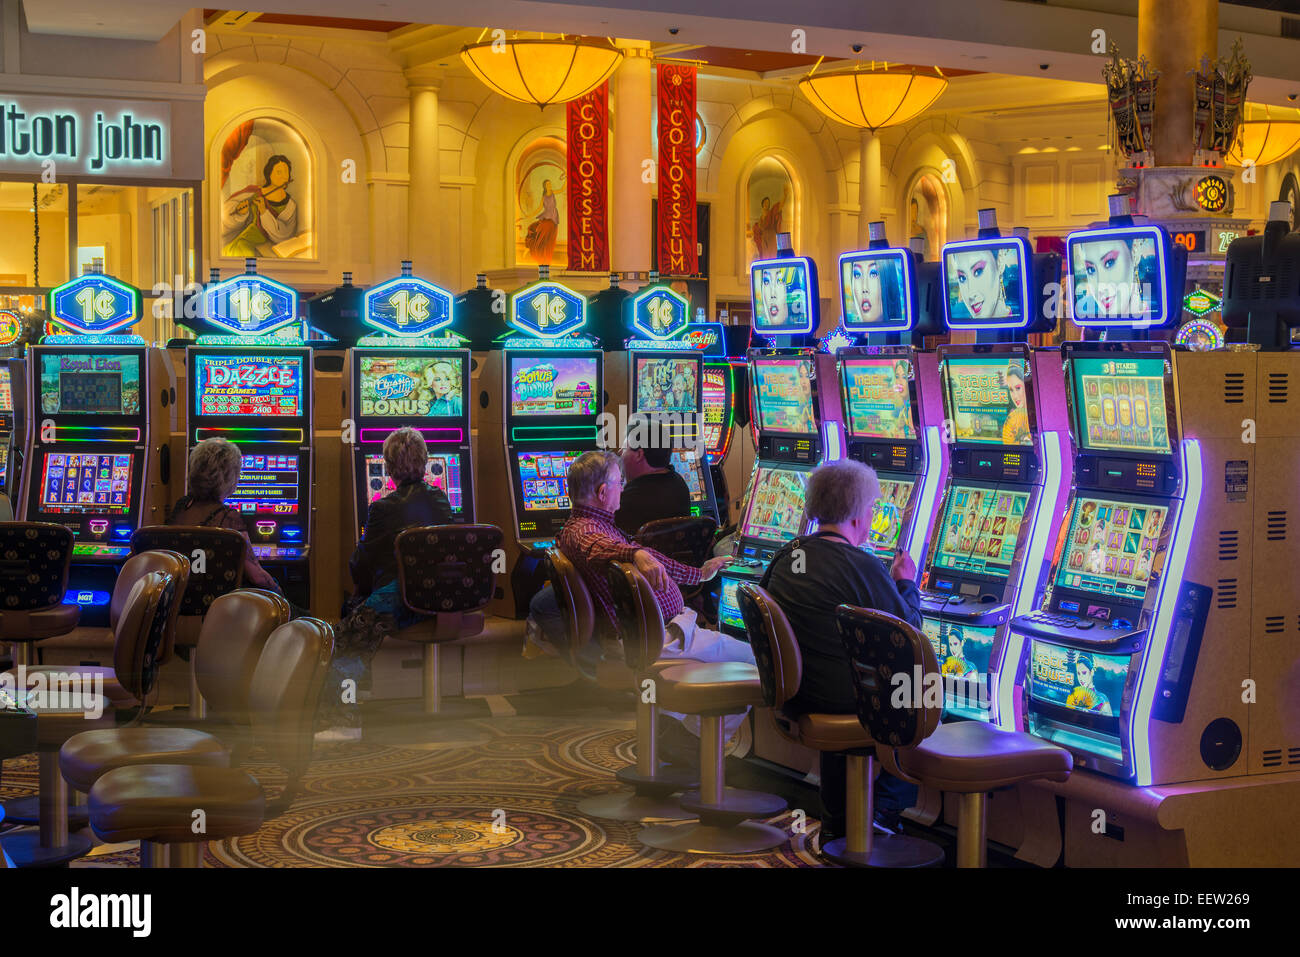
[350, 480, 453, 595]
[615, 468, 692, 536]
[759, 532, 922, 714]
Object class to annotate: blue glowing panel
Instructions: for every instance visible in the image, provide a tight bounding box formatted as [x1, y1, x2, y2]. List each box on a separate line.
[49, 275, 141, 335]
[363, 276, 454, 337]
[205, 275, 299, 336]
[509, 281, 587, 339]
[630, 285, 689, 340]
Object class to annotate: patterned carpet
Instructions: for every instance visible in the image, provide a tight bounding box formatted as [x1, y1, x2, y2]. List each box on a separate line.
[0, 687, 829, 868]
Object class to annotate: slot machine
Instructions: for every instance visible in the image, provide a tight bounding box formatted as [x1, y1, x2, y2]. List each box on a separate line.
[348, 264, 474, 540]
[912, 216, 1070, 724]
[717, 251, 844, 637]
[996, 215, 1299, 866]
[19, 270, 173, 624]
[477, 267, 602, 617]
[185, 262, 312, 610]
[603, 279, 719, 524]
[0, 358, 24, 504]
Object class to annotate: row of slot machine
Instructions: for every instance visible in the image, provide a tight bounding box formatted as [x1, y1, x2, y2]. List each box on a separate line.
[0, 259, 745, 626]
[717, 203, 1300, 866]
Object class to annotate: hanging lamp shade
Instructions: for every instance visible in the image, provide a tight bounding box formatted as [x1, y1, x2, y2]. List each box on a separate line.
[1224, 119, 1300, 168]
[798, 64, 948, 131]
[460, 37, 624, 108]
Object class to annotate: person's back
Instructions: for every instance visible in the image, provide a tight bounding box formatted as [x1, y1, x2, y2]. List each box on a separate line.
[351, 480, 452, 595]
[616, 467, 691, 536]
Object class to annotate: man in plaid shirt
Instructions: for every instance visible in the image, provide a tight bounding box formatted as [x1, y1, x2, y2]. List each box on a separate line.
[557, 450, 756, 744]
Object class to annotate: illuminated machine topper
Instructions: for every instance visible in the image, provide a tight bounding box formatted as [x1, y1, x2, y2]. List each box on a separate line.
[0, 309, 21, 346]
[683, 322, 726, 356]
[839, 248, 916, 333]
[750, 256, 818, 335]
[49, 273, 142, 335]
[1175, 318, 1224, 352]
[510, 281, 587, 339]
[941, 236, 1033, 331]
[205, 273, 299, 336]
[630, 285, 689, 340]
[1066, 225, 1174, 328]
[364, 274, 454, 337]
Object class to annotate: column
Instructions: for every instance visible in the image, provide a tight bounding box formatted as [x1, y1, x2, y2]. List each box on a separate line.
[1138, 0, 1217, 166]
[857, 129, 881, 247]
[406, 69, 441, 273]
[611, 40, 653, 279]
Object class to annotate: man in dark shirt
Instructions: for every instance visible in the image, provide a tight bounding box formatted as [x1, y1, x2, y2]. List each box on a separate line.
[615, 419, 692, 536]
[760, 458, 923, 845]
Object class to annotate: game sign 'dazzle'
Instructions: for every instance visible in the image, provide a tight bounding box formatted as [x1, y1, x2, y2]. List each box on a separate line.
[567, 83, 609, 272]
[657, 63, 697, 276]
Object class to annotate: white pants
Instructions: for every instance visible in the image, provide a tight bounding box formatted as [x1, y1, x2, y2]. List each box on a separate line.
[658, 607, 757, 740]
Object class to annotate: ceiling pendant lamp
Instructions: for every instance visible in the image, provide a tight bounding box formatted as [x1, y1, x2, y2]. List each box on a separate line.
[461, 34, 624, 108]
[798, 62, 948, 131]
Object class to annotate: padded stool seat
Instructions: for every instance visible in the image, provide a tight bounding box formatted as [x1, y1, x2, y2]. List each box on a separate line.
[902, 721, 1073, 791]
[795, 713, 874, 753]
[11, 666, 133, 707]
[394, 612, 485, 645]
[0, 604, 81, 640]
[90, 764, 264, 844]
[60, 728, 228, 794]
[33, 696, 115, 750]
[654, 661, 765, 715]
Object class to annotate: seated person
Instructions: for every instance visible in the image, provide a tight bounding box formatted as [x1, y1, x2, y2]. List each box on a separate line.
[614, 415, 691, 536]
[759, 458, 922, 844]
[556, 450, 753, 750]
[168, 437, 284, 598]
[317, 427, 453, 742]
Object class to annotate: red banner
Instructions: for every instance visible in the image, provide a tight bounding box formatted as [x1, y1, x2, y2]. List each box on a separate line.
[567, 83, 609, 272]
[657, 63, 697, 276]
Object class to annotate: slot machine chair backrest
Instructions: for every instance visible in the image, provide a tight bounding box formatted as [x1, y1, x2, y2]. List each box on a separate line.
[59, 589, 289, 801]
[634, 516, 718, 568]
[0, 522, 79, 669]
[130, 526, 248, 718]
[111, 550, 192, 666]
[394, 524, 504, 715]
[86, 617, 335, 867]
[609, 562, 788, 855]
[0, 493, 12, 522]
[835, 604, 1073, 868]
[738, 582, 943, 867]
[544, 548, 601, 677]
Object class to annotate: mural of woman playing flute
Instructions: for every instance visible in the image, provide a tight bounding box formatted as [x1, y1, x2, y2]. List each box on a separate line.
[222, 153, 299, 258]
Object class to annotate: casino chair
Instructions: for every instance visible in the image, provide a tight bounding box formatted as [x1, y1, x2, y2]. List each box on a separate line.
[546, 550, 696, 822]
[835, 605, 1074, 868]
[59, 589, 290, 801]
[0, 492, 13, 521]
[392, 524, 503, 715]
[737, 583, 943, 867]
[85, 617, 334, 868]
[130, 525, 248, 719]
[0, 568, 177, 867]
[0, 522, 81, 672]
[609, 562, 789, 855]
[634, 516, 718, 617]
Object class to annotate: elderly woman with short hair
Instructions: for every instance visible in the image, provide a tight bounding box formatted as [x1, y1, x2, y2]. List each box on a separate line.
[759, 457, 923, 848]
[168, 437, 282, 594]
[318, 426, 452, 741]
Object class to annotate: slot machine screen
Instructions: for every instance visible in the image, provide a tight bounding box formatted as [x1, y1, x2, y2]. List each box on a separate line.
[1068, 226, 1167, 324]
[701, 365, 731, 455]
[840, 249, 912, 332]
[634, 356, 700, 413]
[669, 449, 707, 504]
[719, 575, 744, 632]
[193, 355, 303, 417]
[922, 616, 997, 716]
[942, 238, 1030, 328]
[225, 453, 302, 515]
[38, 451, 134, 514]
[1027, 639, 1130, 718]
[0, 365, 11, 413]
[39, 353, 141, 415]
[931, 484, 1030, 580]
[841, 357, 916, 440]
[750, 257, 817, 334]
[868, 477, 916, 558]
[509, 355, 599, 417]
[753, 358, 817, 435]
[942, 354, 1033, 447]
[358, 355, 465, 418]
[517, 450, 583, 512]
[1055, 496, 1168, 601]
[1069, 355, 1171, 454]
[741, 465, 808, 545]
[364, 452, 464, 513]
